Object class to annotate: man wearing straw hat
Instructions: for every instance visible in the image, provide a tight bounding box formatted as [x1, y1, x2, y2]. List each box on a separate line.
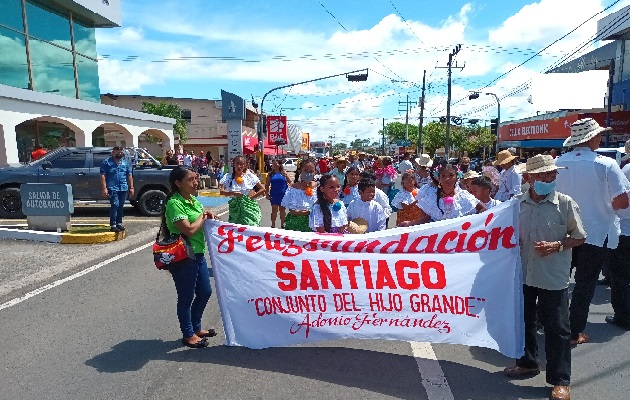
[504, 155, 586, 400]
[555, 118, 630, 345]
[494, 149, 521, 201]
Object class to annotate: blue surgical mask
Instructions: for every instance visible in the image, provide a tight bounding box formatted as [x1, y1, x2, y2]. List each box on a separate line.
[533, 180, 556, 196]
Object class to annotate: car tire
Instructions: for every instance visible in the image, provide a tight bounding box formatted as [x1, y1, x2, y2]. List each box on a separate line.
[137, 189, 167, 217]
[0, 187, 25, 218]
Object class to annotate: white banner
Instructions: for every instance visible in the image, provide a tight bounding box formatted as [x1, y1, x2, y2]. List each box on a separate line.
[205, 200, 524, 358]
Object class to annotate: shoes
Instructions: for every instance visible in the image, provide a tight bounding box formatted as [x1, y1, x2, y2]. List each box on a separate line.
[116, 224, 125, 231]
[570, 332, 589, 345]
[196, 328, 217, 338]
[550, 385, 570, 400]
[110, 225, 120, 232]
[605, 315, 630, 331]
[503, 365, 540, 378]
[181, 337, 209, 349]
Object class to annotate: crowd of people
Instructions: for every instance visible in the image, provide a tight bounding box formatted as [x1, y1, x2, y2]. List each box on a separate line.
[161, 118, 630, 400]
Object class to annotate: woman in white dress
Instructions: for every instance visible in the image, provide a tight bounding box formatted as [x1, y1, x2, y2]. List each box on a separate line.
[219, 155, 265, 226]
[281, 159, 318, 232]
[398, 159, 486, 226]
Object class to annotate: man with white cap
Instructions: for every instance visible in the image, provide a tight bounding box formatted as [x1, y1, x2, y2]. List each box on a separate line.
[504, 154, 586, 400]
[555, 118, 630, 345]
[494, 149, 521, 201]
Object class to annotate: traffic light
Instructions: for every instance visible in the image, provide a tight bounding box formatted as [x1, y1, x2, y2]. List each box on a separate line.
[490, 118, 499, 136]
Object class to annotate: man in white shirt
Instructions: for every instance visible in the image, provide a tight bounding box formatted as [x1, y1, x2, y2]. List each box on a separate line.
[398, 152, 414, 174]
[555, 118, 630, 345]
[494, 150, 521, 201]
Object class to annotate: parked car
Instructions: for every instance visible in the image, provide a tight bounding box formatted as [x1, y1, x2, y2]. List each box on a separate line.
[283, 157, 299, 173]
[0, 147, 171, 218]
[595, 147, 626, 165]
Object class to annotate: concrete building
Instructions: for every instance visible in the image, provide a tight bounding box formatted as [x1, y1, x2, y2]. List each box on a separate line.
[100, 94, 260, 161]
[0, 0, 174, 165]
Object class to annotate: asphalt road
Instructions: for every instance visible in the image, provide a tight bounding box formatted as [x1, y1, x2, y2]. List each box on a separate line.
[1, 193, 629, 399]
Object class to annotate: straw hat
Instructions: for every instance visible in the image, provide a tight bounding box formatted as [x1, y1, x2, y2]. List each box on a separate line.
[462, 170, 481, 180]
[564, 118, 611, 147]
[514, 154, 566, 174]
[336, 156, 347, 163]
[415, 154, 433, 167]
[347, 218, 368, 234]
[493, 150, 518, 166]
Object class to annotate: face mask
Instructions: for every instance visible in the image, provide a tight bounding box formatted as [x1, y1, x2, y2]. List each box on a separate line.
[114, 154, 123, 160]
[301, 172, 315, 182]
[533, 180, 556, 196]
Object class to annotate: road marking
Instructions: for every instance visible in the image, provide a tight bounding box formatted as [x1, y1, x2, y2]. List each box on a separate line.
[0, 242, 152, 312]
[0, 207, 231, 311]
[410, 341, 454, 400]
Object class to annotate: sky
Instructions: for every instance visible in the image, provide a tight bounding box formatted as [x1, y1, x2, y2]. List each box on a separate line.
[95, 0, 630, 145]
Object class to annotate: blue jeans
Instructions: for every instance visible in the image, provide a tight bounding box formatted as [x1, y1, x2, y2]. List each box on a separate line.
[108, 190, 127, 227]
[169, 254, 212, 338]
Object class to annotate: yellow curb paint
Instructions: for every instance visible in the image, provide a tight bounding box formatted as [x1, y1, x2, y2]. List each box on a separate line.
[60, 230, 126, 244]
[198, 191, 223, 197]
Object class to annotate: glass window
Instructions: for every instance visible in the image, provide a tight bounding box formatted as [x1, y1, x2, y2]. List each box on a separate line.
[25, 1, 71, 50]
[0, 25, 29, 89]
[77, 55, 100, 102]
[92, 152, 110, 168]
[72, 19, 96, 59]
[50, 152, 86, 168]
[30, 37, 75, 97]
[0, 0, 25, 32]
[181, 109, 192, 123]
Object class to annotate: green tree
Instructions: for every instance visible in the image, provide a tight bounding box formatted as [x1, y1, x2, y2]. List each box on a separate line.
[332, 142, 347, 153]
[379, 122, 419, 145]
[141, 101, 189, 142]
[421, 121, 445, 156]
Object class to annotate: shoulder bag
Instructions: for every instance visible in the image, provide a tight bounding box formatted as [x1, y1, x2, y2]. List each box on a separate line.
[152, 221, 195, 270]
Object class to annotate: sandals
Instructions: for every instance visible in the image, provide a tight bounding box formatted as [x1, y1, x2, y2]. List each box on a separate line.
[181, 337, 209, 349]
[570, 332, 589, 345]
[196, 328, 217, 338]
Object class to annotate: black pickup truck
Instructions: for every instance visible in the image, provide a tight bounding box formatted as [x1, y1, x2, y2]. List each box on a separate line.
[0, 147, 171, 218]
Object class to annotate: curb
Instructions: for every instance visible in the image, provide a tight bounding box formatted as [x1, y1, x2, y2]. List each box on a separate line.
[0, 224, 126, 244]
[198, 190, 222, 197]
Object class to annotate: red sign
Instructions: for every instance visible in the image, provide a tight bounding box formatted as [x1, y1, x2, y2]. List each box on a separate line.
[579, 111, 630, 143]
[499, 115, 578, 142]
[266, 116, 288, 143]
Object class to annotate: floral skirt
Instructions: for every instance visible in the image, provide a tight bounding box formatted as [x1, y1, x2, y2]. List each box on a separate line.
[228, 196, 262, 227]
[284, 213, 310, 232]
[396, 205, 421, 225]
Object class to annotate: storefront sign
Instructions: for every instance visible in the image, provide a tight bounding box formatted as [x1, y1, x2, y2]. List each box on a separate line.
[205, 201, 524, 358]
[499, 115, 577, 142]
[21, 183, 73, 216]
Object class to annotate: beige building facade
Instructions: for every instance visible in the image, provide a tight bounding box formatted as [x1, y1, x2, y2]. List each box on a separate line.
[100, 94, 259, 160]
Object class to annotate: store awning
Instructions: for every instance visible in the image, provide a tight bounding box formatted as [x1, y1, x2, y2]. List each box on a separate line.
[499, 139, 565, 149]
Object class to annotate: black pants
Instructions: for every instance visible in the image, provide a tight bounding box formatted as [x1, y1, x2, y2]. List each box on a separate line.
[569, 243, 607, 339]
[518, 285, 571, 386]
[610, 235, 630, 323]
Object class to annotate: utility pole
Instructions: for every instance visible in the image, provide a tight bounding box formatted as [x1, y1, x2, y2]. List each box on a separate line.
[438, 45, 464, 158]
[382, 118, 386, 156]
[398, 94, 415, 154]
[417, 70, 426, 154]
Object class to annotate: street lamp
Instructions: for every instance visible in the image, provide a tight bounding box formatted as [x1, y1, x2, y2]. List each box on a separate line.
[257, 68, 369, 173]
[469, 92, 500, 153]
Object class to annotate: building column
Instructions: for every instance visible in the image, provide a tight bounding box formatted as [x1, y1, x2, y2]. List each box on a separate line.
[0, 124, 19, 165]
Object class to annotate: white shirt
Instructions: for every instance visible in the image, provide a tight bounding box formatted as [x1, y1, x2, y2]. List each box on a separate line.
[183, 154, 192, 167]
[392, 189, 416, 210]
[309, 203, 348, 231]
[483, 198, 502, 209]
[616, 164, 630, 236]
[280, 186, 317, 211]
[416, 186, 480, 222]
[495, 165, 521, 201]
[340, 185, 360, 206]
[346, 199, 386, 232]
[374, 187, 392, 218]
[556, 147, 630, 248]
[398, 159, 414, 174]
[219, 171, 261, 195]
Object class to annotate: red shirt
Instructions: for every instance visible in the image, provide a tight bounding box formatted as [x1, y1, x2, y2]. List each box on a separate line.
[31, 148, 47, 161]
[318, 159, 330, 173]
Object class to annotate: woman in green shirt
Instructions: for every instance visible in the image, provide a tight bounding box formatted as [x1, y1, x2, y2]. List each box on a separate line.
[163, 166, 217, 348]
